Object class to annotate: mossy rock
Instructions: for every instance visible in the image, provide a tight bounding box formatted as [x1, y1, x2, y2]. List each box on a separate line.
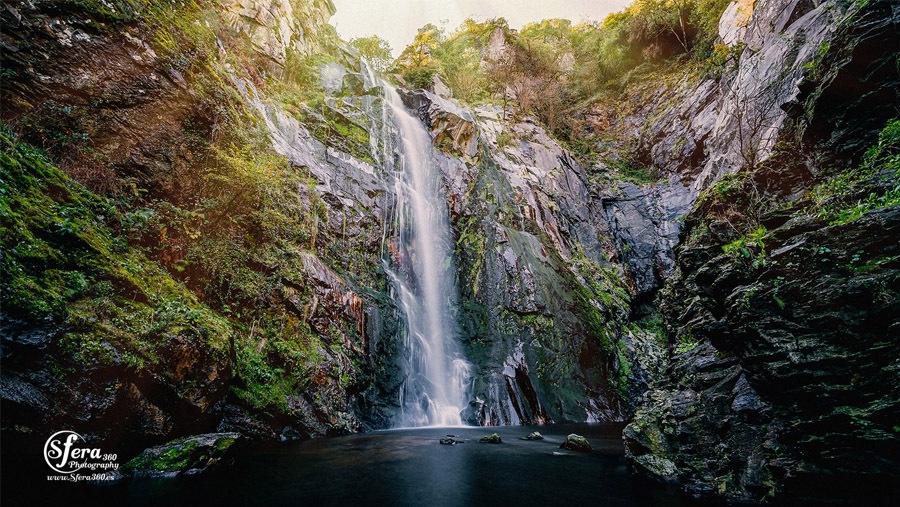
[632, 454, 679, 481]
[479, 433, 502, 444]
[124, 433, 242, 478]
[559, 434, 591, 452]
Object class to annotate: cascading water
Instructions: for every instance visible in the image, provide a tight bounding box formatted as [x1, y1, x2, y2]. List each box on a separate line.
[239, 58, 472, 427]
[382, 86, 472, 427]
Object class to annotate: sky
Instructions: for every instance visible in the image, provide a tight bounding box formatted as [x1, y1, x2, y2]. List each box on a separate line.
[330, 0, 632, 57]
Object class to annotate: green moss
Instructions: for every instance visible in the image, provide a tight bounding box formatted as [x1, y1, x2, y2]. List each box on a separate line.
[124, 434, 239, 474]
[802, 42, 831, 81]
[567, 248, 633, 397]
[674, 331, 699, 354]
[1, 129, 230, 370]
[403, 68, 439, 90]
[630, 311, 668, 347]
[58, 0, 145, 26]
[216, 436, 236, 451]
[301, 106, 374, 164]
[696, 171, 750, 207]
[608, 157, 658, 185]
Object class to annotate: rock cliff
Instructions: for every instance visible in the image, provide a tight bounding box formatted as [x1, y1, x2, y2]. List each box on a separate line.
[619, 0, 900, 503]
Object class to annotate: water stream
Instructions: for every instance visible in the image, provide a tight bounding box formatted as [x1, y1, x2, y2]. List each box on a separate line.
[383, 86, 472, 427]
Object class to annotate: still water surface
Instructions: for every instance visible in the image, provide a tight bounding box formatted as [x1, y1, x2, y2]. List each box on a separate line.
[7, 424, 694, 506]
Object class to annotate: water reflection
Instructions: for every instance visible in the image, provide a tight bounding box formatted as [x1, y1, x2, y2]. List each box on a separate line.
[2, 424, 696, 507]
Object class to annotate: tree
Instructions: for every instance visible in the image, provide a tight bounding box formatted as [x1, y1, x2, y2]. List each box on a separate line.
[349, 35, 393, 73]
[629, 0, 694, 55]
[393, 24, 443, 71]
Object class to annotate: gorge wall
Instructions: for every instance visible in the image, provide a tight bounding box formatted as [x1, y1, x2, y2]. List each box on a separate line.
[616, 0, 900, 504]
[1, 0, 898, 504]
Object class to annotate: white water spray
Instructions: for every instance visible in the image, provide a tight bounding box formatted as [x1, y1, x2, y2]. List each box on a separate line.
[384, 86, 472, 427]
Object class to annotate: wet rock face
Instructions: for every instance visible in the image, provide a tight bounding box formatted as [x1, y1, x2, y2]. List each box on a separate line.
[425, 96, 632, 426]
[621, 1, 900, 503]
[797, 1, 900, 160]
[0, 0, 379, 451]
[479, 433, 503, 444]
[399, 89, 479, 160]
[0, 1, 198, 196]
[630, 0, 900, 195]
[220, 0, 336, 64]
[1, 320, 230, 456]
[628, 207, 900, 503]
[602, 181, 693, 296]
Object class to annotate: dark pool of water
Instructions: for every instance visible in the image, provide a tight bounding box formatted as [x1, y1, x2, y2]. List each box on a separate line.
[4, 424, 696, 507]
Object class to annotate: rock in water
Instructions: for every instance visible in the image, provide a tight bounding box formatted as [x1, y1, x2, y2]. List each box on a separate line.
[440, 436, 464, 445]
[521, 432, 544, 440]
[124, 433, 241, 478]
[559, 434, 592, 452]
[480, 433, 503, 444]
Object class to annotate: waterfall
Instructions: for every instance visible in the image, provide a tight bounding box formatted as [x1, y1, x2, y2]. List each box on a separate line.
[238, 62, 472, 427]
[383, 86, 472, 427]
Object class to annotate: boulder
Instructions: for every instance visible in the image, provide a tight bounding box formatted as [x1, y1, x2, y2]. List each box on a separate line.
[123, 433, 242, 478]
[480, 433, 503, 444]
[559, 434, 592, 452]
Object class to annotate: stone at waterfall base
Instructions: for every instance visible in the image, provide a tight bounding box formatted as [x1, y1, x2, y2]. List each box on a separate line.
[440, 436, 465, 445]
[521, 431, 544, 440]
[559, 434, 592, 452]
[480, 433, 503, 443]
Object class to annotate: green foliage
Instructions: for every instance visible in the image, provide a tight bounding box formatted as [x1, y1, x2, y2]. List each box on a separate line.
[428, 19, 506, 102]
[610, 157, 659, 185]
[0, 129, 230, 370]
[280, 51, 335, 106]
[771, 276, 786, 309]
[496, 131, 517, 149]
[811, 118, 900, 225]
[392, 23, 445, 86]
[702, 41, 745, 79]
[802, 42, 832, 80]
[698, 171, 749, 204]
[389, 0, 732, 157]
[141, 1, 220, 75]
[631, 311, 668, 347]
[231, 319, 322, 414]
[674, 331, 699, 354]
[722, 225, 768, 268]
[350, 35, 393, 73]
[628, 0, 733, 57]
[402, 68, 439, 90]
